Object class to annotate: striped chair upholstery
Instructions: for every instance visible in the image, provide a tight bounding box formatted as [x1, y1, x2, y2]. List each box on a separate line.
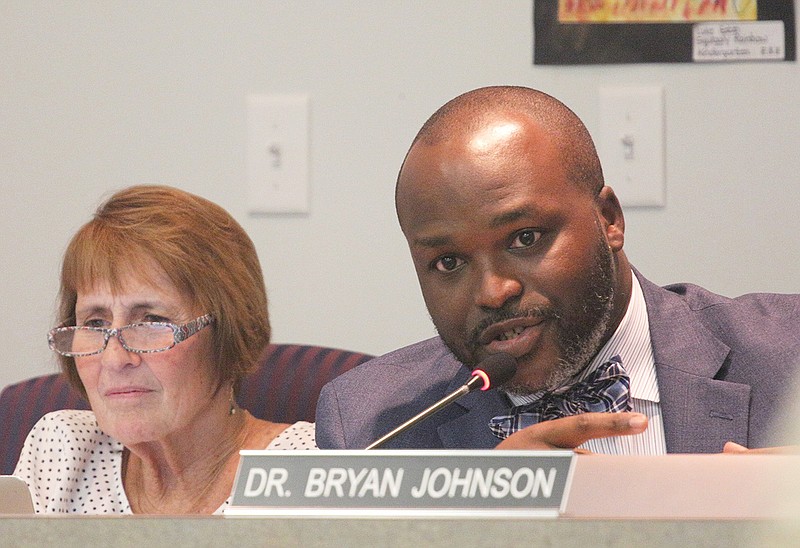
[0, 343, 373, 475]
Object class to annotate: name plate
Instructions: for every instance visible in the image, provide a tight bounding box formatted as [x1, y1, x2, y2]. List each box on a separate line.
[226, 450, 574, 517]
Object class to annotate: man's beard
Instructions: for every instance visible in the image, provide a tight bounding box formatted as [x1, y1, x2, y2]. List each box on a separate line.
[436, 227, 616, 396]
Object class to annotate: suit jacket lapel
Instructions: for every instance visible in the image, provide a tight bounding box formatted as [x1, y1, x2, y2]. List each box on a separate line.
[638, 271, 751, 453]
[436, 365, 509, 448]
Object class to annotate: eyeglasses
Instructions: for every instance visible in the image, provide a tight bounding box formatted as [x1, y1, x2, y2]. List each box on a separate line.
[48, 314, 214, 357]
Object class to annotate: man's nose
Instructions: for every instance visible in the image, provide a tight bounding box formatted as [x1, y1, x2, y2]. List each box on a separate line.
[475, 267, 523, 309]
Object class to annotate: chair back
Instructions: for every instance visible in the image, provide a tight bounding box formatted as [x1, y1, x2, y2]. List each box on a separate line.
[238, 343, 373, 423]
[0, 343, 372, 475]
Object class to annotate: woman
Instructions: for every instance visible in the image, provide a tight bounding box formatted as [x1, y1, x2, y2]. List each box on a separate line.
[14, 185, 314, 514]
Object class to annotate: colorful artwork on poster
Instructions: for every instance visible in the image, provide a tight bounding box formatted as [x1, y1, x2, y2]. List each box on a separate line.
[534, 0, 794, 63]
[559, 1, 757, 24]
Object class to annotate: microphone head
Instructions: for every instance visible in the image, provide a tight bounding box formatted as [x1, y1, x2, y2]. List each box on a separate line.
[470, 352, 517, 391]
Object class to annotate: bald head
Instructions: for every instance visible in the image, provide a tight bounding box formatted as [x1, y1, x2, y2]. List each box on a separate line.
[398, 86, 604, 199]
[393, 86, 631, 391]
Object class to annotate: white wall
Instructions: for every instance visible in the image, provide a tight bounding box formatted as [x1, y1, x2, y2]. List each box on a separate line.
[2, 1, 798, 389]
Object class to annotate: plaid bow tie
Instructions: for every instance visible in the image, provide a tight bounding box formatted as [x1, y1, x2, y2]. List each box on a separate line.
[489, 355, 630, 440]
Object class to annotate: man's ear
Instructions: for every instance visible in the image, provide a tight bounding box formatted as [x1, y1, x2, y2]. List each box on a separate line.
[598, 186, 625, 252]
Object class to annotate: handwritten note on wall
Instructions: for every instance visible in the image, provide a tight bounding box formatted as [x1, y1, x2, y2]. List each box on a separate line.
[693, 21, 785, 61]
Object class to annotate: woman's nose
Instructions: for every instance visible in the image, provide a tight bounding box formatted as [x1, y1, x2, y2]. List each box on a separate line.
[99, 333, 140, 369]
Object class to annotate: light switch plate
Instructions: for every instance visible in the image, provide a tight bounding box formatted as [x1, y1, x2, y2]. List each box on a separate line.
[598, 86, 665, 207]
[247, 94, 310, 214]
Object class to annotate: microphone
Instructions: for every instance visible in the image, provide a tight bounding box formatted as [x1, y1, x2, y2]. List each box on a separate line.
[365, 353, 517, 450]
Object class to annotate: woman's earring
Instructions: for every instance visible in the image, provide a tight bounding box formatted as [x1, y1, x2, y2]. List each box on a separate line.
[229, 385, 237, 416]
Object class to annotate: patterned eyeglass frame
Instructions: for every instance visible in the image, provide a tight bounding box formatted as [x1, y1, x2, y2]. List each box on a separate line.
[48, 314, 215, 357]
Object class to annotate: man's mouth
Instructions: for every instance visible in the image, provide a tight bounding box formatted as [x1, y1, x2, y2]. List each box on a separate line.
[477, 317, 548, 358]
[496, 325, 528, 341]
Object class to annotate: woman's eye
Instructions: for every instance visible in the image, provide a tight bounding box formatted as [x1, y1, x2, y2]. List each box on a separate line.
[510, 229, 541, 249]
[433, 256, 464, 272]
[143, 314, 169, 324]
[81, 318, 107, 328]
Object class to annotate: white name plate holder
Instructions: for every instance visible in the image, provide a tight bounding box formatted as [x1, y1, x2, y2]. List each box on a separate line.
[226, 450, 575, 517]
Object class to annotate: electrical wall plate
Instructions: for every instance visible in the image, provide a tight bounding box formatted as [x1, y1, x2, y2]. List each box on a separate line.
[598, 86, 665, 207]
[247, 94, 310, 214]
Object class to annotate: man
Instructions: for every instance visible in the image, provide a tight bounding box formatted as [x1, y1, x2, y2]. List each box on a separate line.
[316, 86, 800, 453]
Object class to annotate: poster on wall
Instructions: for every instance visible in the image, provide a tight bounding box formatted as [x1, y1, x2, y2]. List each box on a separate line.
[534, 1, 796, 64]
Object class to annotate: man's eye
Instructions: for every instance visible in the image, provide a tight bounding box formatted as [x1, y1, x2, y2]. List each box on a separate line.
[510, 229, 541, 249]
[433, 256, 464, 272]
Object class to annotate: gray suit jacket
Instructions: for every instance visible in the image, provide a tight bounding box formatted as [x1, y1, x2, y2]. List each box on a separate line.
[315, 271, 800, 452]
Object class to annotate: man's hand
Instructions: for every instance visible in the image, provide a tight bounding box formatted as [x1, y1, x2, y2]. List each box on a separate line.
[496, 412, 648, 451]
[722, 442, 799, 454]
